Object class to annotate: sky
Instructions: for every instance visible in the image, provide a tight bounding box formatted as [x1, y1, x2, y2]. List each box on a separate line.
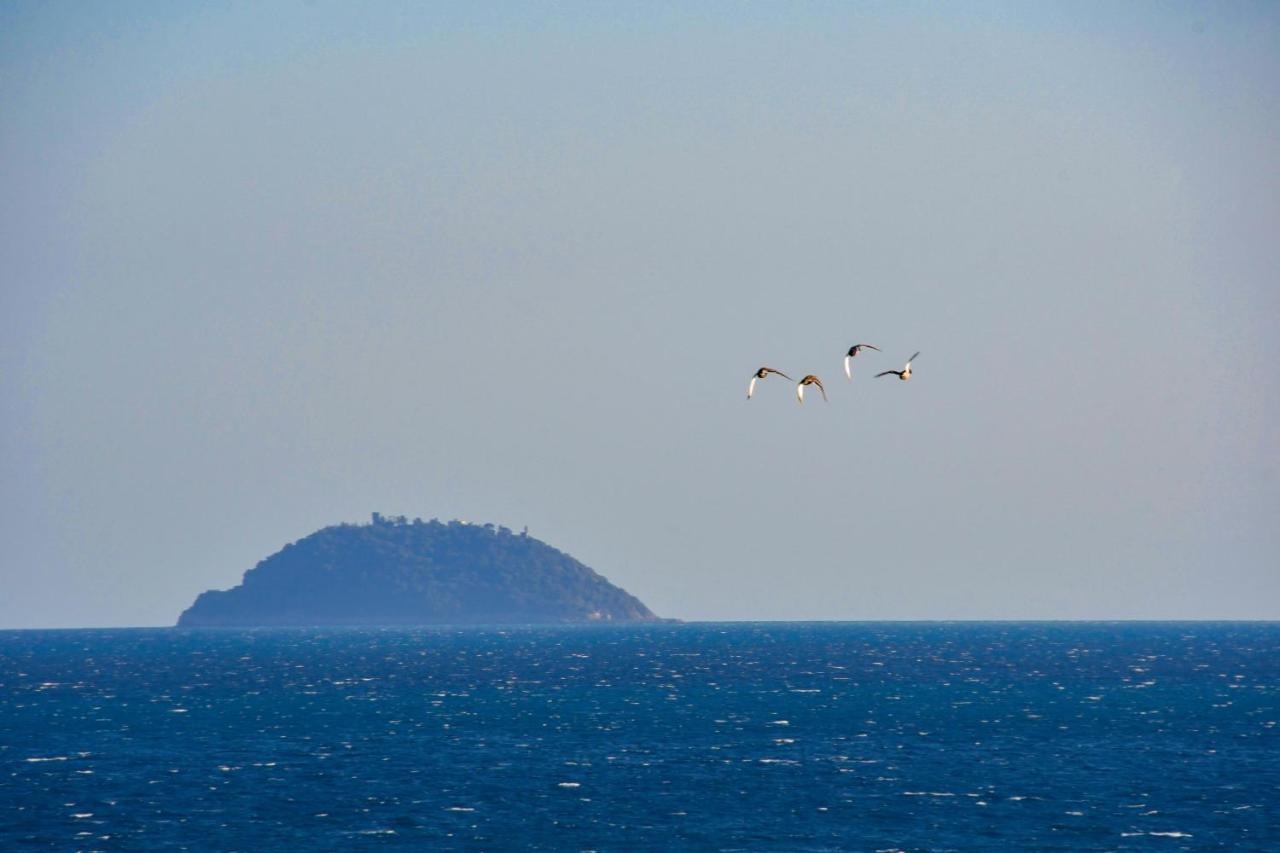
[2, 2, 1277, 627]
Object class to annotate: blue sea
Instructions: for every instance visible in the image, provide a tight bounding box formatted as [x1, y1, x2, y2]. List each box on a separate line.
[2, 623, 1277, 850]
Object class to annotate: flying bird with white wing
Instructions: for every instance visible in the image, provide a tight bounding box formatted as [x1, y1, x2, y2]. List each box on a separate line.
[747, 366, 793, 399]
[875, 352, 919, 381]
[843, 343, 881, 379]
[796, 374, 828, 403]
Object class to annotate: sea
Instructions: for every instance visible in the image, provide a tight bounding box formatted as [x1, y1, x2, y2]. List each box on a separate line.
[1, 623, 1277, 850]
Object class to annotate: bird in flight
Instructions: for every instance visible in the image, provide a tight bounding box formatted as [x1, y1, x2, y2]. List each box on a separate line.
[796, 374, 828, 403]
[875, 352, 919, 381]
[747, 366, 793, 399]
[844, 343, 881, 379]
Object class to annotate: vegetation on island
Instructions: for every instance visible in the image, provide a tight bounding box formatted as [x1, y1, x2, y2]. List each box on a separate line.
[177, 514, 659, 627]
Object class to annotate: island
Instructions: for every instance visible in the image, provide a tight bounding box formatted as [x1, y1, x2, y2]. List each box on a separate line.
[177, 514, 660, 627]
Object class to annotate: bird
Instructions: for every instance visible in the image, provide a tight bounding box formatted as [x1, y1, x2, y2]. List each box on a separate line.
[843, 343, 881, 379]
[796, 374, 828, 403]
[875, 352, 920, 381]
[747, 366, 793, 399]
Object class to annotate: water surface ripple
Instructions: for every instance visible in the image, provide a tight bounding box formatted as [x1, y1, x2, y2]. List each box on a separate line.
[2, 623, 1277, 849]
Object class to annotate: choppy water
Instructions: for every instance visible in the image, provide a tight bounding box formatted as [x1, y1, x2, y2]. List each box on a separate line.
[2, 623, 1277, 849]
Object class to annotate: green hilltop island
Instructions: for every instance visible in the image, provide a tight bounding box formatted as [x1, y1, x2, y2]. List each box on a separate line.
[177, 514, 660, 627]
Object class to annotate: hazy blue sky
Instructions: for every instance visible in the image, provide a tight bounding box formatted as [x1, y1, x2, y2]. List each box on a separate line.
[2, 2, 1277, 627]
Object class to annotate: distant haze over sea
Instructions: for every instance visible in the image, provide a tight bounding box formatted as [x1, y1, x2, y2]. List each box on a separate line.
[2, 4, 1277, 628]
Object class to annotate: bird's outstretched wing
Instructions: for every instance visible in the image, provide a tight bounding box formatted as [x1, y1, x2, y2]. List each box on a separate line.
[863, 344, 882, 352]
[875, 370, 900, 378]
[906, 351, 920, 365]
[747, 376, 758, 399]
[844, 356, 852, 380]
[765, 368, 793, 381]
[813, 377, 828, 401]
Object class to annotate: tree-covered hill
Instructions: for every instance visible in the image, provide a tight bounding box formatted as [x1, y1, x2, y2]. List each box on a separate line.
[177, 515, 658, 627]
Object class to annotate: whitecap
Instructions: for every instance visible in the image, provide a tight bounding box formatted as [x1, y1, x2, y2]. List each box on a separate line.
[557, 782, 580, 788]
[25, 756, 68, 763]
